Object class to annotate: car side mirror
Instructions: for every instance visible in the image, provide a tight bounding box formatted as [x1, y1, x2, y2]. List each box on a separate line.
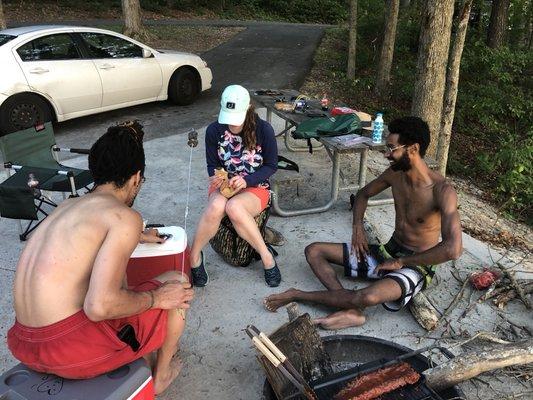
[142, 49, 152, 58]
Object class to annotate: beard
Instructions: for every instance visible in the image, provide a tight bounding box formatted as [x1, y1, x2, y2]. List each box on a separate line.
[390, 151, 411, 172]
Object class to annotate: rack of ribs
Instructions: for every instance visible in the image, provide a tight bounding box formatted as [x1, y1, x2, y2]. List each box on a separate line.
[333, 362, 421, 400]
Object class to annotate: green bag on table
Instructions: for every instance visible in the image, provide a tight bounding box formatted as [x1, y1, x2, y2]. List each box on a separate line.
[292, 114, 362, 152]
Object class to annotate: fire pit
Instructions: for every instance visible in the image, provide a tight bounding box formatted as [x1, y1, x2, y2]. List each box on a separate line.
[262, 335, 465, 400]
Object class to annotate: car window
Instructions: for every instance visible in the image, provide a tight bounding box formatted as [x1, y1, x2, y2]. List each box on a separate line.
[17, 33, 81, 61]
[0, 34, 16, 46]
[80, 33, 143, 59]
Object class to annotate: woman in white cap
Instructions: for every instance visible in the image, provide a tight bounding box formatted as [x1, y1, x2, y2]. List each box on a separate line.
[189, 85, 281, 287]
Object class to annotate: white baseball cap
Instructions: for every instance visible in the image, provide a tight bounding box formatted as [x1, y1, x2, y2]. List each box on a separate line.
[218, 85, 250, 126]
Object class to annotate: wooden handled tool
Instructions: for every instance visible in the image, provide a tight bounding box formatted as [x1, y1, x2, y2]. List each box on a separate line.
[246, 329, 307, 395]
[247, 325, 318, 400]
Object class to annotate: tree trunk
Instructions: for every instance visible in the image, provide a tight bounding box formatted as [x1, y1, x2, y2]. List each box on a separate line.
[0, 0, 6, 30]
[347, 0, 358, 79]
[487, 0, 510, 48]
[425, 338, 533, 391]
[410, 0, 455, 158]
[400, 0, 411, 7]
[437, 0, 472, 176]
[122, 0, 150, 41]
[375, 0, 400, 97]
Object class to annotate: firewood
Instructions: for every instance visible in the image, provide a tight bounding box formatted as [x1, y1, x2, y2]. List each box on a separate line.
[425, 338, 533, 391]
[409, 291, 440, 331]
[497, 263, 531, 309]
[494, 282, 533, 309]
[258, 314, 332, 399]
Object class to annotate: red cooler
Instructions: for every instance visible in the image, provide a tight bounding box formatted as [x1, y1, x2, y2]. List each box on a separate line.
[127, 226, 191, 287]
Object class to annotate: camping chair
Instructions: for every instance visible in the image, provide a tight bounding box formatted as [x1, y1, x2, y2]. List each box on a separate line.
[0, 122, 93, 241]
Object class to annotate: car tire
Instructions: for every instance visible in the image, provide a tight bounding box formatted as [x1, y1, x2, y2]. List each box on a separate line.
[168, 68, 200, 106]
[0, 93, 53, 136]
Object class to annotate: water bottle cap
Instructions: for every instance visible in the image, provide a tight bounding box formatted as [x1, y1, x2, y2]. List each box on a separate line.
[377, 113, 383, 117]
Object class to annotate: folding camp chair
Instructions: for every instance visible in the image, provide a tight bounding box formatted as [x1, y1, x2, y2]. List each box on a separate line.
[0, 122, 93, 240]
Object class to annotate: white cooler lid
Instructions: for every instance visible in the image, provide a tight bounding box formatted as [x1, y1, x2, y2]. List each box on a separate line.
[131, 226, 187, 258]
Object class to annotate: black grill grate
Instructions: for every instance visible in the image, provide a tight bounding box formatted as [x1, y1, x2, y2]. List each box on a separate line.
[309, 359, 443, 400]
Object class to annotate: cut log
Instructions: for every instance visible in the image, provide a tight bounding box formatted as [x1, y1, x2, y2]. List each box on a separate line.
[258, 313, 332, 400]
[425, 338, 533, 391]
[409, 291, 439, 331]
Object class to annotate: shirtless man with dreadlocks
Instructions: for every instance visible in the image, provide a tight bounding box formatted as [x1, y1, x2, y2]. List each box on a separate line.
[8, 122, 193, 394]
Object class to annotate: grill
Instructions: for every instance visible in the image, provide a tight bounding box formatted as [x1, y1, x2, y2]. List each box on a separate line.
[263, 335, 465, 400]
[310, 358, 443, 400]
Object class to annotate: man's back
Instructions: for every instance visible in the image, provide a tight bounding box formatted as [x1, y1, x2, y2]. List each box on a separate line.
[13, 192, 140, 327]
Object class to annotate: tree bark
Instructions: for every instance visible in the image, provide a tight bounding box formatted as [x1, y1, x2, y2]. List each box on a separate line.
[425, 338, 533, 391]
[122, 0, 150, 41]
[347, 0, 358, 79]
[487, 0, 510, 48]
[437, 0, 472, 176]
[411, 0, 455, 158]
[375, 0, 400, 97]
[0, 0, 6, 30]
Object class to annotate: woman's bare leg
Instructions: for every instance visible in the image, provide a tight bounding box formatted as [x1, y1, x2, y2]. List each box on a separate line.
[190, 192, 227, 267]
[225, 192, 273, 268]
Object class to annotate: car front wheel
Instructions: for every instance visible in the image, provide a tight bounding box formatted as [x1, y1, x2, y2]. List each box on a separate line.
[0, 93, 53, 135]
[168, 68, 200, 106]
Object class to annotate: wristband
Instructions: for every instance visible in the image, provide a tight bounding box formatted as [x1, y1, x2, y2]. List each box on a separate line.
[147, 290, 155, 310]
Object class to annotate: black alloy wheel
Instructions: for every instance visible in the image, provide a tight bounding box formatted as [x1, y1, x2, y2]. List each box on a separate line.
[0, 93, 52, 135]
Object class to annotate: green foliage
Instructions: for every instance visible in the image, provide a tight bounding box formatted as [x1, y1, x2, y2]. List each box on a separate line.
[170, 0, 348, 23]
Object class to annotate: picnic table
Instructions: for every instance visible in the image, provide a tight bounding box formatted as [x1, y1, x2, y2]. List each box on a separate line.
[251, 89, 394, 217]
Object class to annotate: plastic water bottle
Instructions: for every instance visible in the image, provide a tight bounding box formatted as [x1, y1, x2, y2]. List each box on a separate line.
[372, 113, 384, 143]
[27, 173, 39, 196]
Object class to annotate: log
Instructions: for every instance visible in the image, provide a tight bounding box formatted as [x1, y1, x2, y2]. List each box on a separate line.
[258, 314, 332, 400]
[497, 263, 532, 309]
[409, 291, 440, 331]
[425, 338, 533, 391]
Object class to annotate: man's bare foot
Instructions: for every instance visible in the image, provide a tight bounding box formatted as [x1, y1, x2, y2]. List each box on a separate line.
[313, 309, 366, 330]
[153, 357, 182, 395]
[264, 288, 299, 312]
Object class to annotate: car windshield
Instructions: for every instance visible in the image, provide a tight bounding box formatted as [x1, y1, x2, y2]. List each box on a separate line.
[0, 34, 16, 46]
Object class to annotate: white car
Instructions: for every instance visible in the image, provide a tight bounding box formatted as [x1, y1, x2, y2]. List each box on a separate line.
[0, 25, 212, 134]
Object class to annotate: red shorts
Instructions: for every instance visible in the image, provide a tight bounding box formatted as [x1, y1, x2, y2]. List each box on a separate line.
[208, 185, 270, 211]
[7, 280, 167, 379]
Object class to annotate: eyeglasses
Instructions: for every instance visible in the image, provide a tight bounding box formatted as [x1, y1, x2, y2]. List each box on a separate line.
[380, 144, 406, 154]
[141, 176, 146, 184]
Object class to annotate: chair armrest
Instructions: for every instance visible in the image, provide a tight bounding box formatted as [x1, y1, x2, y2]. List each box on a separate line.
[53, 146, 90, 155]
[4, 163, 73, 177]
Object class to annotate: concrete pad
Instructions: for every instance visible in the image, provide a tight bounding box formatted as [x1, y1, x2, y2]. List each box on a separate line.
[1, 112, 531, 399]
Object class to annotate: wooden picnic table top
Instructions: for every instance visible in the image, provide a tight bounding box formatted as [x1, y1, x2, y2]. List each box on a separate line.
[250, 89, 388, 151]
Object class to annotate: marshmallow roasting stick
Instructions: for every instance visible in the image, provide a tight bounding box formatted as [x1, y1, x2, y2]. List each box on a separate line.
[177, 129, 198, 319]
[246, 325, 318, 400]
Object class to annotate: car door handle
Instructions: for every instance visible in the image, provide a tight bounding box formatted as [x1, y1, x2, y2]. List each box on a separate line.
[99, 64, 115, 70]
[29, 67, 49, 74]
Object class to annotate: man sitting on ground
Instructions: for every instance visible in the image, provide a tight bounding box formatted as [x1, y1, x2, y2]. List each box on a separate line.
[265, 117, 462, 329]
[8, 122, 193, 395]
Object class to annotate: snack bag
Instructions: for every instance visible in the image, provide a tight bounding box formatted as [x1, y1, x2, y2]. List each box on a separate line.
[215, 169, 240, 198]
